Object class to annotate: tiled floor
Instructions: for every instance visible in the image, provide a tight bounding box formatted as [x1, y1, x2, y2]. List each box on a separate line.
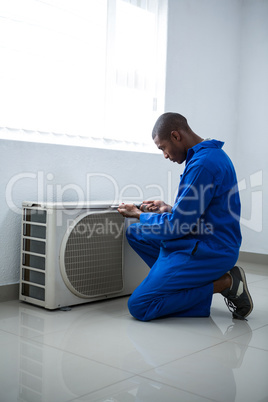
[0, 261, 268, 402]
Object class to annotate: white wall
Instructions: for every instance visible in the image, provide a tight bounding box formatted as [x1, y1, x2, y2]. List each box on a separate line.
[235, 0, 268, 254]
[0, 140, 179, 286]
[166, 0, 268, 254]
[165, 0, 241, 159]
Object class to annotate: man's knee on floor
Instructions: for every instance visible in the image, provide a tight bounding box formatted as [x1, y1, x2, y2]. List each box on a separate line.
[128, 294, 151, 322]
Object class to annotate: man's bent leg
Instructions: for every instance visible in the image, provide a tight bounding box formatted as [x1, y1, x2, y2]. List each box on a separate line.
[126, 223, 161, 268]
[127, 242, 238, 322]
[128, 282, 214, 321]
[127, 249, 215, 321]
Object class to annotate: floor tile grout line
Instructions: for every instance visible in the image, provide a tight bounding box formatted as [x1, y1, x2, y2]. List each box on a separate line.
[65, 375, 139, 402]
[22, 325, 268, 369]
[0, 327, 22, 338]
[1, 316, 267, 347]
[229, 340, 268, 353]
[136, 338, 268, 380]
[67, 374, 219, 402]
[226, 322, 268, 342]
[18, 334, 144, 377]
[135, 372, 219, 402]
[134, 339, 228, 377]
[1, 319, 266, 353]
[16, 329, 249, 379]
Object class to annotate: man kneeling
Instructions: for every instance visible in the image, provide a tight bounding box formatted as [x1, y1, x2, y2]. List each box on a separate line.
[118, 112, 253, 321]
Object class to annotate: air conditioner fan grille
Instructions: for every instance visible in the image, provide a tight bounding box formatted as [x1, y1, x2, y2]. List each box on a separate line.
[63, 212, 124, 297]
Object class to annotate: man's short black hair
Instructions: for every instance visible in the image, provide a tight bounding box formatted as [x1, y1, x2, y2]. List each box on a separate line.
[152, 112, 189, 140]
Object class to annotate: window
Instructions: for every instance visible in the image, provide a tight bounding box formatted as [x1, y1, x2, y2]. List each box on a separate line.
[0, 0, 167, 152]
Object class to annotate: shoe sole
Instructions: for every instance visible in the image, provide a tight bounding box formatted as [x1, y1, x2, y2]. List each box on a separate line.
[235, 265, 254, 318]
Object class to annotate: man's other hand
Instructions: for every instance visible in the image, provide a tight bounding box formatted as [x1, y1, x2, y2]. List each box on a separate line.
[117, 203, 142, 219]
[140, 200, 172, 214]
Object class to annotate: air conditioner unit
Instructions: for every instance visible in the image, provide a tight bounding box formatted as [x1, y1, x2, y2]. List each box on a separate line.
[19, 201, 149, 310]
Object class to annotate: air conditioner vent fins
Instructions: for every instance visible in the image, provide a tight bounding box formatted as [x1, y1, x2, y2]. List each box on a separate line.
[62, 212, 124, 298]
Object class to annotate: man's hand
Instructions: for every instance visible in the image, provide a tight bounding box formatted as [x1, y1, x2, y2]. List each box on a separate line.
[118, 201, 172, 218]
[117, 203, 142, 219]
[139, 200, 172, 214]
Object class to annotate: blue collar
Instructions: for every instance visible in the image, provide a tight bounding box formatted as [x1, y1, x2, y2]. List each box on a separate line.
[186, 139, 224, 164]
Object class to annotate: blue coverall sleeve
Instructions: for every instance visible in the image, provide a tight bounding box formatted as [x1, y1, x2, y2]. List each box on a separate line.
[139, 165, 216, 241]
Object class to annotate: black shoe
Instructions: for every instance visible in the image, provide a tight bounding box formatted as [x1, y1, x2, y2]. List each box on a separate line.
[221, 266, 253, 320]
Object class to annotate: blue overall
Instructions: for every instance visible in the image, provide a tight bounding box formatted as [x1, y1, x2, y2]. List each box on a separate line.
[127, 140, 242, 321]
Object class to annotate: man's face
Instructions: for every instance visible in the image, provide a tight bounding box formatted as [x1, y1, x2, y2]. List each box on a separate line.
[154, 133, 187, 164]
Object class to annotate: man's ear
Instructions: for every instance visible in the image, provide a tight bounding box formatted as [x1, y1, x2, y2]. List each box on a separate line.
[171, 130, 181, 142]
